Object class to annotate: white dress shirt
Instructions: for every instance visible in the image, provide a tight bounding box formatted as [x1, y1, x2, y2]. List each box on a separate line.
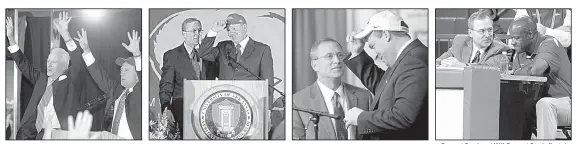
[112, 88, 134, 139]
[469, 44, 486, 63]
[317, 81, 355, 139]
[9, 40, 76, 131]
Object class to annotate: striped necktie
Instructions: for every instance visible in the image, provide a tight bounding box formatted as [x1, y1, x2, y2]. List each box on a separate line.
[332, 92, 348, 140]
[111, 90, 129, 134]
[36, 78, 54, 132]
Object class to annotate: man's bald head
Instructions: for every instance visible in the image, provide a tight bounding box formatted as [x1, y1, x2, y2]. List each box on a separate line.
[509, 16, 537, 35]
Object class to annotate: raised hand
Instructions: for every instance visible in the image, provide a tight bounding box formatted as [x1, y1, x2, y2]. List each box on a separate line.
[67, 110, 98, 139]
[53, 11, 73, 41]
[122, 30, 141, 56]
[346, 29, 366, 56]
[211, 20, 227, 33]
[6, 17, 15, 45]
[74, 28, 90, 53]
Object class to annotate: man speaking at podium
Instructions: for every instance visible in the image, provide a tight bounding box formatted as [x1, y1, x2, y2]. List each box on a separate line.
[292, 38, 371, 140]
[508, 16, 571, 140]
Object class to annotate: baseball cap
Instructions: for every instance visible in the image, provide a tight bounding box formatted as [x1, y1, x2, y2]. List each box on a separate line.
[115, 56, 136, 67]
[226, 13, 247, 25]
[354, 10, 409, 39]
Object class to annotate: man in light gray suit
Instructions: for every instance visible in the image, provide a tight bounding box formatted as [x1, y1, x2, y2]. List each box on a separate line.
[292, 38, 371, 140]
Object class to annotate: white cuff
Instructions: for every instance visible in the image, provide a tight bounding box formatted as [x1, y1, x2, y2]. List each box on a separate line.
[7, 44, 20, 53]
[134, 56, 142, 72]
[82, 52, 96, 67]
[65, 40, 77, 51]
[207, 29, 218, 37]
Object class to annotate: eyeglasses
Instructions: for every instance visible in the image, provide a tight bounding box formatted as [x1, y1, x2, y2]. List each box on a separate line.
[312, 53, 347, 60]
[470, 28, 493, 35]
[183, 29, 203, 34]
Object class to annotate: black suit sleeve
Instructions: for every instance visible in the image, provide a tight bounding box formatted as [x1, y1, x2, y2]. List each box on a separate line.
[159, 52, 175, 111]
[85, 56, 120, 96]
[198, 36, 220, 62]
[9, 50, 42, 84]
[15, 113, 38, 140]
[344, 51, 385, 94]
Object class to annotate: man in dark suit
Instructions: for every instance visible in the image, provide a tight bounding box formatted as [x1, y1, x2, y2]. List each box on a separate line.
[436, 11, 509, 68]
[292, 38, 371, 140]
[75, 29, 142, 139]
[343, 10, 428, 140]
[159, 18, 218, 139]
[6, 13, 87, 140]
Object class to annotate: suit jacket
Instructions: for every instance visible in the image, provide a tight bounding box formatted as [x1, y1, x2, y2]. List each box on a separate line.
[13, 48, 86, 140]
[436, 35, 508, 67]
[198, 36, 275, 107]
[86, 58, 142, 140]
[345, 39, 428, 140]
[292, 82, 371, 140]
[159, 43, 218, 110]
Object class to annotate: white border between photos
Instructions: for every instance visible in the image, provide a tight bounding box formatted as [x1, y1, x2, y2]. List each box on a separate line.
[1, 0, 574, 144]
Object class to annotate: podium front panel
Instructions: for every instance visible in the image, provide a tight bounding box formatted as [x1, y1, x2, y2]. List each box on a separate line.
[183, 80, 269, 140]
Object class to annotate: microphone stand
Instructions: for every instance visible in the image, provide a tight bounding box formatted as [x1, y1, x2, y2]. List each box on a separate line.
[293, 106, 341, 140]
[225, 54, 286, 99]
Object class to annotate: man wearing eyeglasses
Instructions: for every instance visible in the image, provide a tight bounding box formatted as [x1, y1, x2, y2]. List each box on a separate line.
[292, 38, 371, 140]
[436, 11, 509, 68]
[509, 16, 571, 140]
[159, 18, 219, 139]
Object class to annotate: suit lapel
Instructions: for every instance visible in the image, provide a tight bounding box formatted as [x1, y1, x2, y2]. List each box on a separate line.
[239, 38, 256, 62]
[20, 75, 49, 127]
[462, 38, 473, 63]
[176, 44, 199, 79]
[343, 84, 358, 109]
[308, 82, 336, 139]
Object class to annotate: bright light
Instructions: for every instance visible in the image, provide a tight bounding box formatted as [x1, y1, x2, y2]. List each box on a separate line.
[83, 9, 105, 18]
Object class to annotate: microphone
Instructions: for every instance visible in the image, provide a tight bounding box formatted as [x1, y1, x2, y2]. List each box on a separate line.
[83, 94, 107, 111]
[293, 106, 342, 120]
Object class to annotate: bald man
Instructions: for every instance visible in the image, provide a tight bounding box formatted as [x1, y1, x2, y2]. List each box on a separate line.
[509, 16, 571, 140]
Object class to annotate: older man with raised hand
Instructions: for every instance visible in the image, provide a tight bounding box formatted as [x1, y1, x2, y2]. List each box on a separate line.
[436, 11, 509, 68]
[74, 28, 142, 139]
[342, 10, 428, 140]
[6, 11, 87, 140]
[508, 16, 571, 140]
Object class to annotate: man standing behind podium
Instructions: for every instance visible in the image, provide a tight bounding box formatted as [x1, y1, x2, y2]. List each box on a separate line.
[75, 29, 142, 139]
[436, 11, 508, 68]
[292, 38, 371, 140]
[159, 18, 218, 139]
[509, 16, 571, 140]
[6, 12, 86, 140]
[343, 10, 428, 140]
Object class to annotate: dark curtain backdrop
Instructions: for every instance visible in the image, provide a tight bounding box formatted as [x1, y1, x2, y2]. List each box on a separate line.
[20, 17, 51, 119]
[292, 9, 347, 93]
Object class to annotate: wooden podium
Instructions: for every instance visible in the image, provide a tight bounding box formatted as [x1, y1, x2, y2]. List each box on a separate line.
[436, 66, 546, 140]
[183, 80, 269, 140]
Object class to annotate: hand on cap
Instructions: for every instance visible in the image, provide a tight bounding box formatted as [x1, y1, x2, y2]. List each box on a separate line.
[74, 28, 91, 53]
[346, 29, 366, 56]
[212, 20, 227, 33]
[122, 30, 141, 57]
[5, 17, 16, 45]
[53, 11, 73, 41]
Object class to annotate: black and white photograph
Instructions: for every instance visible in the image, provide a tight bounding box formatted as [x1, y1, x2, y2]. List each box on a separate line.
[5, 8, 142, 140]
[148, 9, 286, 140]
[435, 8, 572, 140]
[292, 9, 429, 140]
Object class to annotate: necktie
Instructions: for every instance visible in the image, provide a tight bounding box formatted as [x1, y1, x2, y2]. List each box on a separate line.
[111, 90, 129, 135]
[189, 49, 201, 80]
[235, 44, 242, 62]
[471, 50, 482, 63]
[332, 92, 348, 140]
[36, 79, 54, 132]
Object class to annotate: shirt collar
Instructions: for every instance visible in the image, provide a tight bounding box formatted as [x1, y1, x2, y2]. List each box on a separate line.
[235, 36, 250, 54]
[470, 44, 487, 62]
[396, 39, 416, 60]
[317, 80, 344, 104]
[184, 43, 200, 55]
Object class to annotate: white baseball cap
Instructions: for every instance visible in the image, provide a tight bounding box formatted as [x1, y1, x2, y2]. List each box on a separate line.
[354, 10, 409, 39]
